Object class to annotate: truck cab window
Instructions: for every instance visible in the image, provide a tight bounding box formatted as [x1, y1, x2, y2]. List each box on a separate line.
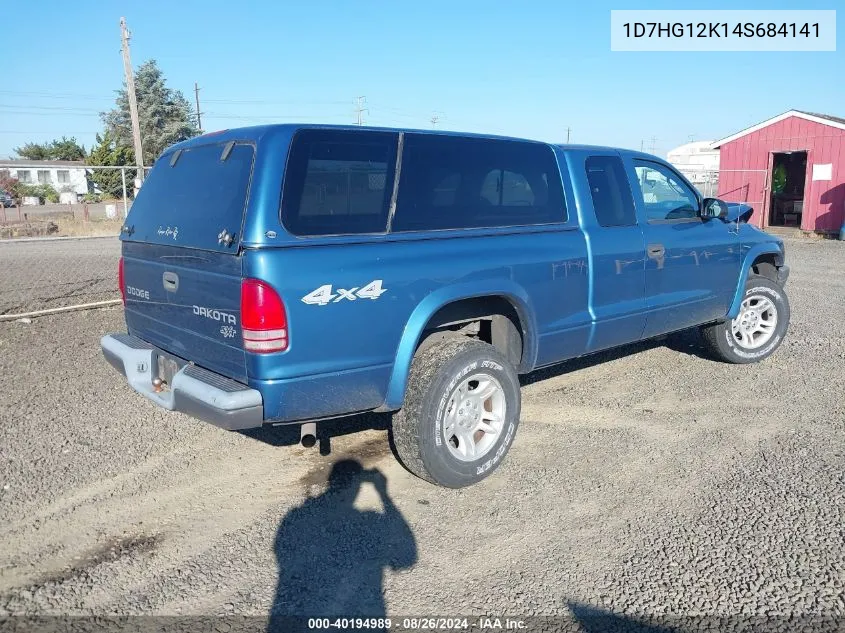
[585, 156, 636, 227]
[393, 134, 565, 231]
[281, 129, 398, 236]
[480, 169, 537, 207]
[633, 160, 699, 222]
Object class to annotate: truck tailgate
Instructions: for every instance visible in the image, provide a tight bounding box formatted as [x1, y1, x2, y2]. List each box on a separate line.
[122, 241, 246, 381]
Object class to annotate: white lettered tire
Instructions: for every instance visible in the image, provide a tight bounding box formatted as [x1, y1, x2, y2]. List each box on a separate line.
[391, 338, 521, 488]
[701, 276, 790, 364]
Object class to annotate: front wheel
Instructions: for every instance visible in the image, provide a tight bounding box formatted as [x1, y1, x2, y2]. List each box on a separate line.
[391, 338, 521, 488]
[701, 275, 790, 364]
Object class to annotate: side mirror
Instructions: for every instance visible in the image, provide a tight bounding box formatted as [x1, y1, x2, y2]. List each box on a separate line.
[701, 197, 728, 220]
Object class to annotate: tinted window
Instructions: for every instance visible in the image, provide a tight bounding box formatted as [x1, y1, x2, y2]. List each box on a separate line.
[392, 135, 565, 231]
[632, 160, 699, 222]
[432, 170, 460, 207]
[126, 141, 254, 251]
[585, 156, 636, 227]
[281, 129, 398, 236]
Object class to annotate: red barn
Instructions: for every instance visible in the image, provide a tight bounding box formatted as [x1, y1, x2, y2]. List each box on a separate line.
[713, 110, 845, 234]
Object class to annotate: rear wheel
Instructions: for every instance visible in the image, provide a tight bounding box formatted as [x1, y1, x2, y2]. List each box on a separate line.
[391, 338, 521, 488]
[701, 276, 790, 364]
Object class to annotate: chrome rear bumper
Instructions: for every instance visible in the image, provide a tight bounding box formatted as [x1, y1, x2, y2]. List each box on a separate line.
[100, 333, 264, 430]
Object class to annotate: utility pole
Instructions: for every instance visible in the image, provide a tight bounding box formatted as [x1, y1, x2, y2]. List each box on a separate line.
[354, 96, 368, 126]
[430, 112, 440, 128]
[565, 127, 571, 144]
[120, 17, 144, 188]
[640, 140, 645, 151]
[194, 82, 203, 133]
[648, 136, 657, 154]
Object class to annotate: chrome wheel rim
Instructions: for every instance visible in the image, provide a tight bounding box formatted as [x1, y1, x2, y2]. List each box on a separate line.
[442, 373, 506, 462]
[731, 294, 778, 350]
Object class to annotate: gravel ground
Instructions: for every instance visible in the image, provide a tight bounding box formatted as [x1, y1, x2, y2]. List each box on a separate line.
[0, 237, 119, 315]
[0, 236, 842, 631]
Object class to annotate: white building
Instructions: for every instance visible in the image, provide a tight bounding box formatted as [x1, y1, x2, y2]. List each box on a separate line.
[0, 159, 90, 200]
[666, 141, 720, 193]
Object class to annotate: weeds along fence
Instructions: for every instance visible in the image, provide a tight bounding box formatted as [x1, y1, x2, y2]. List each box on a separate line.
[0, 166, 150, 320]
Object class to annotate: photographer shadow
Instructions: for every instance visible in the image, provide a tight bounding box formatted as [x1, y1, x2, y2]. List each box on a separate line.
[268, 459, 417, 633]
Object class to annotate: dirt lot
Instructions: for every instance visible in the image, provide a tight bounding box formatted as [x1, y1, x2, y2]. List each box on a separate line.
[0, 237, 843, 629]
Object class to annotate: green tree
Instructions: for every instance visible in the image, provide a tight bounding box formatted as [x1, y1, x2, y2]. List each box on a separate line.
[13, 142, 49, 160]
[14, 137, 87, 161]
[87, 131, 135, 199]
[101, 59, 199, 163]
[48, 136, 87, 161]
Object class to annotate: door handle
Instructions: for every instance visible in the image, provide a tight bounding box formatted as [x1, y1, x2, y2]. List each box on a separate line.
[647, 243, 665, 259]
[162, 271, 179, 292]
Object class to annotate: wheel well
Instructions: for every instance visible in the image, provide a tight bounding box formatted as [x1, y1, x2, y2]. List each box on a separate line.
[751, 254, 778, 281]
[417, 297, 525, 369]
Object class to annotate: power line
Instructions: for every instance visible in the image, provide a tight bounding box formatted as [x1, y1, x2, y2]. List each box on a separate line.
[0, 103, 102, 114]
[203, 112, 350, 122]
[0, 109, 101, 118]
[203, 98, 349, 106]
[368, 106, 440, 121]
[0, 90, 114, 101]
[0, 89, 353, 108]
[0, 130, 101, 135]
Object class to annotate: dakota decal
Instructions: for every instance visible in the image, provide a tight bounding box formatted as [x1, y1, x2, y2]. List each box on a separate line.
[193, 305, 237, 325]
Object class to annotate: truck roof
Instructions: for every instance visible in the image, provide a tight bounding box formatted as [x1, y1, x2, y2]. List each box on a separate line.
[166, 123, 551, 153]
[163, 124, 664, 164]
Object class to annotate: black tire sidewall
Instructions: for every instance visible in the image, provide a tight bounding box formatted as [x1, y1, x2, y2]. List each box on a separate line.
[417, 343, 521, 488]
[719, 278, 790, 363]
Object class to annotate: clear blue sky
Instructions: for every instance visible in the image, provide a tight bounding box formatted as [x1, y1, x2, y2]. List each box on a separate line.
[1, 0, 841, 159]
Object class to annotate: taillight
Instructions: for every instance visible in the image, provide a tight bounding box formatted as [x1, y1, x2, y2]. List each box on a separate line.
[118, 256, 126, 305]
[240, 279, 288, 353]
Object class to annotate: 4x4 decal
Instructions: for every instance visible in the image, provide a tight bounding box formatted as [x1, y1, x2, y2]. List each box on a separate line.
[301, 280, 387, 306]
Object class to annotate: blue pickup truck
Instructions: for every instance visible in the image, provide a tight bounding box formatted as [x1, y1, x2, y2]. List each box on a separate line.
[101, 125, 790, 488]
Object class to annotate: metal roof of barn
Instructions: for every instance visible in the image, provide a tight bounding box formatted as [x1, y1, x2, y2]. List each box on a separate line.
[711, 110, 845, 148]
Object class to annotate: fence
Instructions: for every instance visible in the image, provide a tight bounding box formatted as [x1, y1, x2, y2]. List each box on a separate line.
[0, 166, 153, 320]
[1, 166, 154, 238]
[0, 235, 121, 320]
[677, 167, 769, 227]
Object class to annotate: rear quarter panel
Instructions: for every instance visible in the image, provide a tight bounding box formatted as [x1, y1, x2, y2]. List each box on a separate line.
[244, 228, 590, 421]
